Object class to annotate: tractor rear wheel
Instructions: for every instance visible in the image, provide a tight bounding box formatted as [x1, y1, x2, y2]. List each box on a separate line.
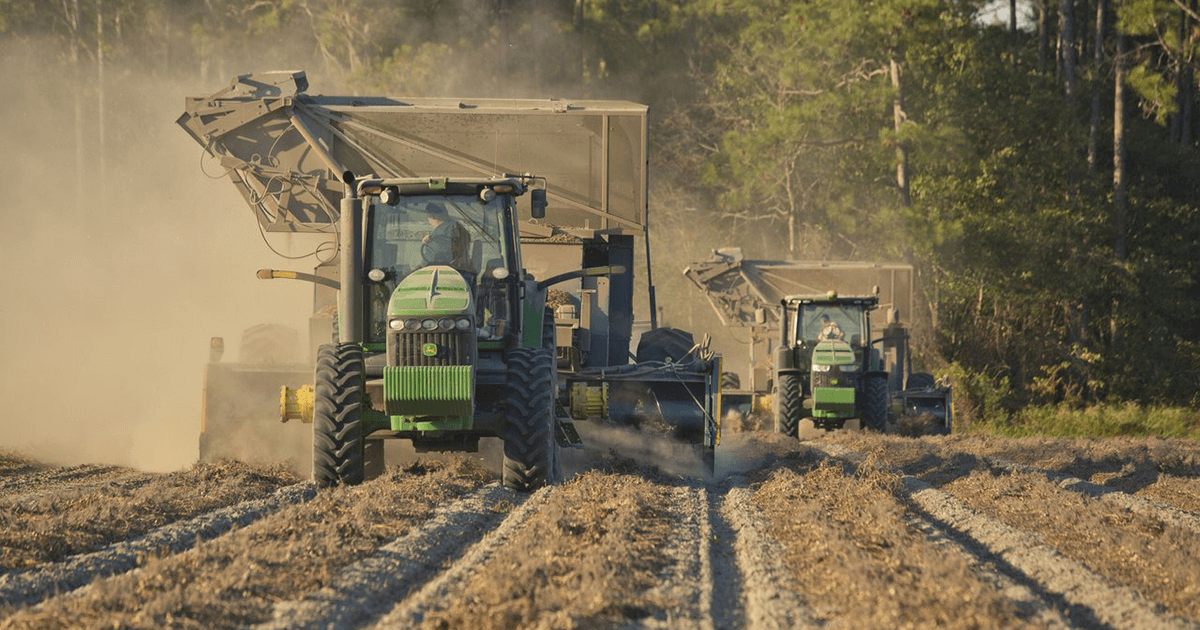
[312, 343, 366, 487]
[502, 347, 560, 491]
[862, 374, 889, 432]
[774, 373, 801, 438]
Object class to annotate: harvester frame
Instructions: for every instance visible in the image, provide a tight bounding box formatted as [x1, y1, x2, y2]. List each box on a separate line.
[180, 71, 722, 486]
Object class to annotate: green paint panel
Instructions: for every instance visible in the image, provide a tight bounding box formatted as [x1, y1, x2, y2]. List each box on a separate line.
[812, 386, 856, 418]
[388, 268, 474, 317]
[432, 296, 469, 310]
[522, 299, 541, 347]
[390, 416, 471, 431]
[812, 340, 856, 366]
[384, 365, 474, 417]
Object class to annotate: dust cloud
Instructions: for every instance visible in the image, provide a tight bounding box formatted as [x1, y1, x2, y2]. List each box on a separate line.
[0, 43, 322, 471]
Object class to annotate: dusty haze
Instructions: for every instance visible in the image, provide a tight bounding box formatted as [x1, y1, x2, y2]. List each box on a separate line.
[0, 43, 319, 471]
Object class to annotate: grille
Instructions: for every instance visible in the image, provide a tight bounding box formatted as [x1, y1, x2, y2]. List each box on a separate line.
[389, 331, 476, 367]
[811, 367, 856, 389]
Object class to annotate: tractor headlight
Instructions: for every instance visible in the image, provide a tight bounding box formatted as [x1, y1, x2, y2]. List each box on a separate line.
[388, 319, 404, 330]
[437, 318, 455, 331]
[404, 319, 422, 331]
[421, 319, 437, 331]
[812, 364, 832, 372]
[455, 317, 472, 330]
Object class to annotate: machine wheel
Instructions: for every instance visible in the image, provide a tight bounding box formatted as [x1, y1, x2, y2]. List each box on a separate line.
[636, 327, 695, 364]
[720, 371, 741, 390]
[774, 373, 801, 438]
[907, 372, 936, 390]
[363, 438, 385, 480]
[542, 306, 556, 350]
[861, 374, 889, 432]
[502, 347, 560, 491]
[312, 343, 366, 487]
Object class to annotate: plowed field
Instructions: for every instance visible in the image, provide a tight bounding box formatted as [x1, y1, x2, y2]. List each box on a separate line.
[2, 429, 1199, 629]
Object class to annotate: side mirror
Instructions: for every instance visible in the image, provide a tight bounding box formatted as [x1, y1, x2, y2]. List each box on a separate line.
[530, 188, 547, 219]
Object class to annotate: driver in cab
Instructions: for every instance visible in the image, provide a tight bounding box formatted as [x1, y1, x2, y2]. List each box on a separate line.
[818, 314, 845, 340]
[418, 202, 470, 269]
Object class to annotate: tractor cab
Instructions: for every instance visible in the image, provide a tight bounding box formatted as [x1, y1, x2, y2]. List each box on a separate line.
[774, 293, 889, 432]
[361, 179, 527, 347]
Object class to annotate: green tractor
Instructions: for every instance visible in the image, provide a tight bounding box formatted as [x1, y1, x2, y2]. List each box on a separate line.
[279, 174, 577, 490]
[179, 72, 722, 486]
[772, 292, 890, 435]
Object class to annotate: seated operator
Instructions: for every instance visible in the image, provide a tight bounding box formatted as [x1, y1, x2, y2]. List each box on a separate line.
[818, 314, 845, 340]
[418, 202, 470, 269]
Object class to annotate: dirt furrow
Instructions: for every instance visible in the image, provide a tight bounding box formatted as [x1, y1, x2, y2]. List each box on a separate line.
[0, 464, 132, 496]
[253, 483, 517, 630]
[0, 459, 490, 630]
[0, 482, 317, 611]
[377, 464, 706, 630]
[815, 441, 1200, 630]
[937, 467, 1200, 624]
[369, 485, 553, 629]
[8, 471, 160, 510]
[889, 434, 1200, 514]
[719, 483, 817, 630]
[0, 460, 298, 572]
[749, 449, 1040, 629]
[983, 454, 1200, 535]
[898, 510, 1074, 630]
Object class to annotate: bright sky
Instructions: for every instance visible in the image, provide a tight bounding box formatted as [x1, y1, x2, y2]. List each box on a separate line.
[977, 0, 1038, 31]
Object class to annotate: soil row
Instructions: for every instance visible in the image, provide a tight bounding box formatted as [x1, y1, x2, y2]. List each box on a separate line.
[2, 432, 1198, 629]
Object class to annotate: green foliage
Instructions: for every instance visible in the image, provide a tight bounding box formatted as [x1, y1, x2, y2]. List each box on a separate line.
[962, 404, 1200, 439]
[943, 362, 1015, 428]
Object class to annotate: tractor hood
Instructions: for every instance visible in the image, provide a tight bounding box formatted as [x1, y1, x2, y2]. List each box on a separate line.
[812, 339, 857, 366]
[388, 267, 474, 318]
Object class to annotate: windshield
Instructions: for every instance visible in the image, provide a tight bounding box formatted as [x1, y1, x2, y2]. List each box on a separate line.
[369, 193, 508, 279]
[798, 304, 865, 344]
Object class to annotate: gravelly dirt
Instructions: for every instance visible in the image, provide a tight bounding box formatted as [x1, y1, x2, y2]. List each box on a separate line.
[2, 431, 1199, 630]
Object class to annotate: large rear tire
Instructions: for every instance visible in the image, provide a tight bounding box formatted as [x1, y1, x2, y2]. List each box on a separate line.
[503, 347, 560, 491]
[774, 373, 801, 438]
[861, 374, 889, 432]
[312, 343, 366, 487]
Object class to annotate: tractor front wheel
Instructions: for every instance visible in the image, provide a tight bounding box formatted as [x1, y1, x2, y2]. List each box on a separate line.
[312, 343, 366, 487]
[502, 347, 561, 491]
[774, 373, 801, 438]
[861, 374, 889, 432]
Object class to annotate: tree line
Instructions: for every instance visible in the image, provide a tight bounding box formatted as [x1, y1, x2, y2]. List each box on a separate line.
[5, 0, 1198, 408]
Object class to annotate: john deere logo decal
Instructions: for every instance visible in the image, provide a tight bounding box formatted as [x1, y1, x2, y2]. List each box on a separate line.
[422, 343, 439, 357]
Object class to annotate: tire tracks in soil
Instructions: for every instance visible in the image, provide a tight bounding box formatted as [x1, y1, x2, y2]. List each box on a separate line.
[253, 483, 518, 630]
[981, 454, 1200, 536]
[3, 439, 1200, 629]
[0, 461, 489, 630]
[814, 440, 1200, 630]
[0, 482, 318, 611]
[368, 485, 554, 629]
